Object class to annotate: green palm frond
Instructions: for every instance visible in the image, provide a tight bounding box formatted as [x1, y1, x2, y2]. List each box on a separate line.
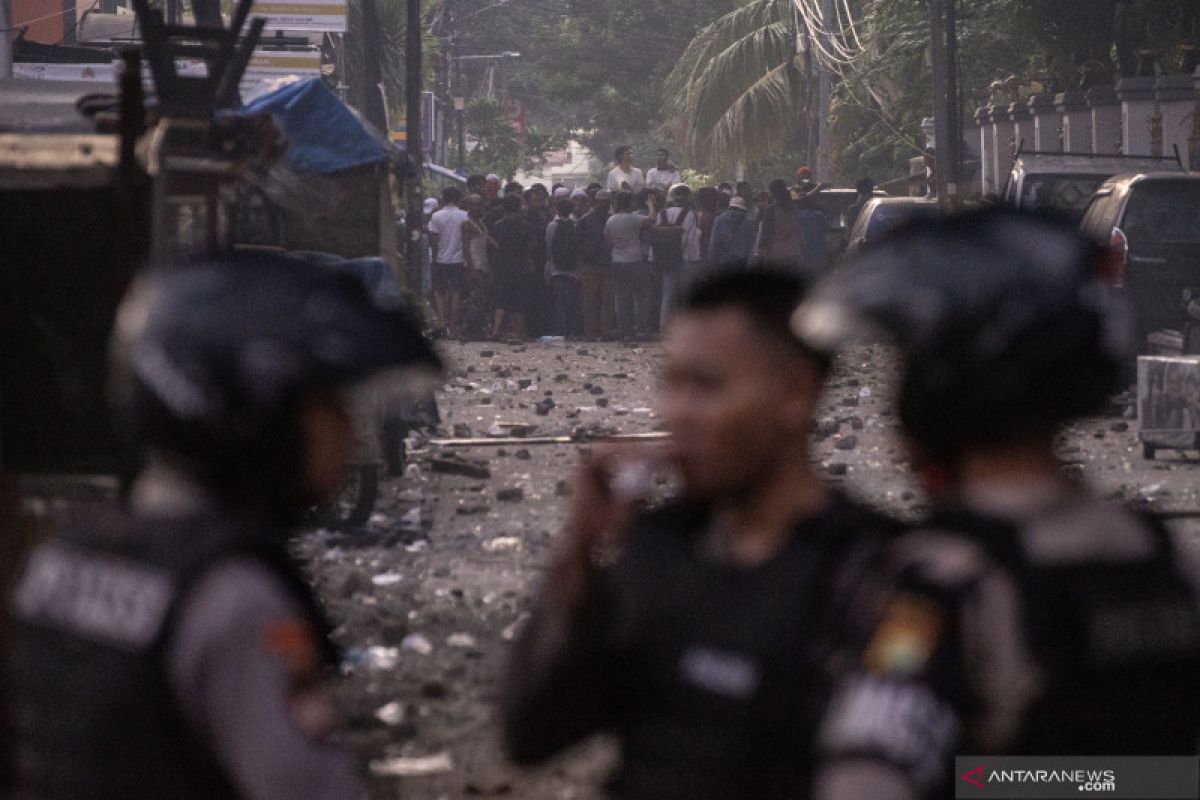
[663, 0, 803, 169]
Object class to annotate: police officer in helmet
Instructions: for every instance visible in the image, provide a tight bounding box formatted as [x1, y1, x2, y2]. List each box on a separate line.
[5, 253, 440, 799]
[792, 208, 1200, 799]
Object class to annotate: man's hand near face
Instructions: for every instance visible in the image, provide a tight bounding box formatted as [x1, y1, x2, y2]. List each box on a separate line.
[550, 446, 670, 610]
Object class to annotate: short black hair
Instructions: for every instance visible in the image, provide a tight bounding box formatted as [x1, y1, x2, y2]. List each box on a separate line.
[856, 177, 875, 194]
[614, 144, 631, 161]
[555, 198, 573, 217]
[612, 190, 635, 212]
[675, 267, 831, 374]
[467, 174, 486, 188]
[443, 186, 463, 204]
[502, 194, 522, 213]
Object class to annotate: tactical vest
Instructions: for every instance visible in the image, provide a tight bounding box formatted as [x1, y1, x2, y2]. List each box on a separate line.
[5, 511, 334, 800]
[931, 505, 1200, 755]
[601, 492, 897, 799]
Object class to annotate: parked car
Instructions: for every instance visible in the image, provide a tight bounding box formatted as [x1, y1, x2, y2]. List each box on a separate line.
[843, 197, 941, 257]
[1079, 173, 1200, 351]
[1003, 149, 1183, 221]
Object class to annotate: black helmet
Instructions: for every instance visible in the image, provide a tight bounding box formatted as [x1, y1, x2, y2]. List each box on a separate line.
[110, 253, 441, 511]
[792, 207, 1132, 463]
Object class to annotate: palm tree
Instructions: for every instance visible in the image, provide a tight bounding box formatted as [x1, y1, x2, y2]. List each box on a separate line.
[663, 0, 805, 170]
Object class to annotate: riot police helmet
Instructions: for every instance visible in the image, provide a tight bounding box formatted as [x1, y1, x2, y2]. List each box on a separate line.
[792, 207, 1132, 464]
[109, 252, 441, 514]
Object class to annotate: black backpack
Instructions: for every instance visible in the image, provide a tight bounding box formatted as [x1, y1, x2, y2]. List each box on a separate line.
[551, 218, 580, 273]
[649, 207, 690, 272]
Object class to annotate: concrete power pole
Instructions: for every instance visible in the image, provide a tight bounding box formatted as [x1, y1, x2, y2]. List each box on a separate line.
[816, 0, 834, 182]
[404, 0, 424, 289]
[928, 0, 961, 201]
[0, 0, 13, 81]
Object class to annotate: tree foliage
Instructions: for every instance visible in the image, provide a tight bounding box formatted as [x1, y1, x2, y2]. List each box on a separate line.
[660, 0, 1200, 183]
[441, 0, 731, 165]
[463, 98, 567, 179]
[662, 0, 803, 170]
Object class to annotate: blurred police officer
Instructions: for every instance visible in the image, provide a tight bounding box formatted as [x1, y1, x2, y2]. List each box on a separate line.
[5, 254, 440, 799]
[503, 268, 898, 799]
[792, 208, 1200, 799]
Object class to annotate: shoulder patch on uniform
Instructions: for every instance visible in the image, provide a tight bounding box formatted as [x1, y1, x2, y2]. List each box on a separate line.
[262, 618, 339, 739]
[261, 617, 320, 676]
[863, 592, 947, 677]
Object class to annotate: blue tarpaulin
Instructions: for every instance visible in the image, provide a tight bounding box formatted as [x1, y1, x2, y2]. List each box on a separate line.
[242, 78, 390, 174]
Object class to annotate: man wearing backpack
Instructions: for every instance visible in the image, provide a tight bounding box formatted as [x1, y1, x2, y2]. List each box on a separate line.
[710, 196, 757, 268]
[654, 183, 702, 326]
[545, 197, 583, 336]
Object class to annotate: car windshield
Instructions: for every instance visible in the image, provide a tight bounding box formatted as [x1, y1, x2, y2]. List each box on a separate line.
[1019, 174, 1106, 217]
[865, 204, 938, 240]
[1122, 181, 1200, 245]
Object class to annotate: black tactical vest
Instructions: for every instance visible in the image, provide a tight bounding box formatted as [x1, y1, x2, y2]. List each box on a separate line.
[931, 505, 1200, 756]
[5, 511, 334, 800]
[600, 492, 897, 799]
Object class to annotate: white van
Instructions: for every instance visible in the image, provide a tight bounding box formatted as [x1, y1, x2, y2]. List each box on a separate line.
[1003, 147, 1184, 220]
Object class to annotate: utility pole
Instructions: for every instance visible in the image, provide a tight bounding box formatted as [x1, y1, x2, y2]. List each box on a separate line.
[0, 0, 13, 81]
[358, 0, 388, 135]
[62, 0, 77, 43]
[451, 1, 465, 174]
[928, 0, 961, 202]
[816, 0, 834, 182]
[404, 0, 424, 290]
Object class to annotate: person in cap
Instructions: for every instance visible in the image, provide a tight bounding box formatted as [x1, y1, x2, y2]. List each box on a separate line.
[503, 268, 899, 798]
[5, 254, 441, 799]
[792, 208, 1200, 799]
[655, 183, 703, 326]
[710, 195, 757, 267]
[484, 174, 502, 202]
[418, 196, 440, 295]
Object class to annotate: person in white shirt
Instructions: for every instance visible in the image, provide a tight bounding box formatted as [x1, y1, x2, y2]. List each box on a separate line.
[605, 145, 645, 194]
[645, 148, 682, 192]
[426, 186, 470, 337]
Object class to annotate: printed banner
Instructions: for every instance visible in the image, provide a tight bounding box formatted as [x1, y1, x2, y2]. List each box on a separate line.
[248, 0, 346, 32]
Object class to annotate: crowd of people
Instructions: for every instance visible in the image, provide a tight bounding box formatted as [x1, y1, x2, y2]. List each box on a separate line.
[5, 205, 1200, 800]
[416, 146, 839, 342]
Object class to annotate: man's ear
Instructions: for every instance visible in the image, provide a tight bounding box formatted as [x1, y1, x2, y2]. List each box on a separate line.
[779, 358, 824, 434]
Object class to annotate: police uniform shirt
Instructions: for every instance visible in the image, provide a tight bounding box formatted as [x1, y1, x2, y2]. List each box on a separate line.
[816, 479, 1200, 800]
[6, 468, 363, 800]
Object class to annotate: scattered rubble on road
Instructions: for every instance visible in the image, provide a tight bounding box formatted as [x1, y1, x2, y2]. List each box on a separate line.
[281, 341, 1200, 799]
